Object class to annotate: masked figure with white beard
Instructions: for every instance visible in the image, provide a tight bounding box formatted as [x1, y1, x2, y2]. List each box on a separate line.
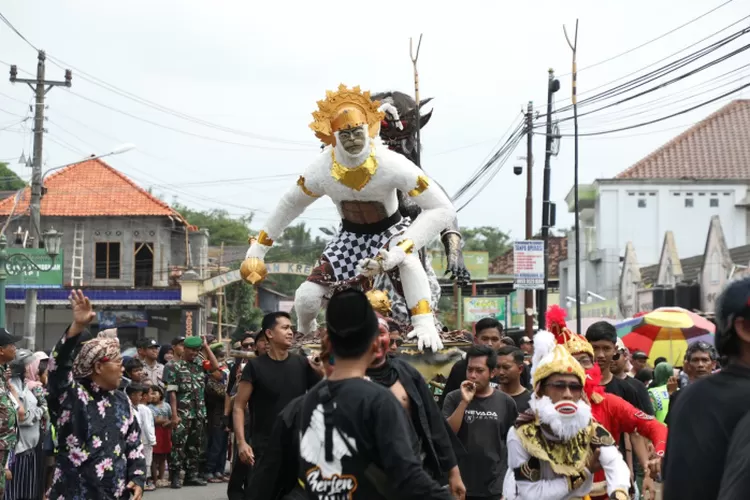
[241, 85, 455, 352]
[502, 331, 630, 500]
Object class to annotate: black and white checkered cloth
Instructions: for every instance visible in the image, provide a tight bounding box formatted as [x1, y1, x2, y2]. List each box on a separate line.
[323, 217, 411, 281]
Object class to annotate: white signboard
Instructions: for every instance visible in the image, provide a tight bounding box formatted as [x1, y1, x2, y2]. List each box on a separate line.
[513, 240, 545, 290]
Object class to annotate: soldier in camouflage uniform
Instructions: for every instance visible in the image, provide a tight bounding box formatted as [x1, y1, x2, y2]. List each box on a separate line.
[0, 328, 23, 498]
[163, 335, 218, 489]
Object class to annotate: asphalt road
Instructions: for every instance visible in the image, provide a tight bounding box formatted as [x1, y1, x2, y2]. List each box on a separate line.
[145, 483, 226, 499]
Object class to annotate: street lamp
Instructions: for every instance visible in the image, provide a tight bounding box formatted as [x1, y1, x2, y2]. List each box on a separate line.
[0, 227, 63, 329]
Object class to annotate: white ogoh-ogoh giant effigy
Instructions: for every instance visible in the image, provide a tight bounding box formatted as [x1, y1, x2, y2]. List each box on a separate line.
[240, 84, 455, 351]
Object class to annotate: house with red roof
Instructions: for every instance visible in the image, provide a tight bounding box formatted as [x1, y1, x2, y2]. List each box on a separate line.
[559, 99, 750, 315]
[0, 158, 208, 349]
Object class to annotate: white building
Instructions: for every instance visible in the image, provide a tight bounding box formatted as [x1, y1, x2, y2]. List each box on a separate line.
[559, 99, 750, 307]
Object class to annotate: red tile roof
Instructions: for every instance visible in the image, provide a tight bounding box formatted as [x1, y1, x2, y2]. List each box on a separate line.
[616, 100, 750, 180]
[0, 158, 184, 218]
[490, 236, 568, 277]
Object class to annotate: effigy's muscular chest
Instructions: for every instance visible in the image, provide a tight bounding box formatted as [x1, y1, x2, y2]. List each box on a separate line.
[339, 200, 390, 224]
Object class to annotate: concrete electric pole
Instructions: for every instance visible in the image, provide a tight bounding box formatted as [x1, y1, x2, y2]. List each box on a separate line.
[524, 101, 534, 339]
[9, 50, 71, 350]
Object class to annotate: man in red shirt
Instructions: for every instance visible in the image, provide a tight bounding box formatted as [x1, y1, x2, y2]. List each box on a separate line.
[546, 306, 667, 500]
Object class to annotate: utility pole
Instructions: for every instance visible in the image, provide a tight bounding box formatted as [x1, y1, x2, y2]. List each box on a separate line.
[9, 50, 71, 350]
[538, 70, 560, 329]
[524, 101, 534, 339]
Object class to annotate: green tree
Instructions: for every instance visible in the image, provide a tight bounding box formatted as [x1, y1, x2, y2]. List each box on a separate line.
[172, 202, 253, 246]
[0, 163, 26, 190]
[460, 226, 512, 260]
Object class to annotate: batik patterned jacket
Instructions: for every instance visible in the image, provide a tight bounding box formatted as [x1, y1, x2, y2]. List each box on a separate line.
[47, 333, 146, 500]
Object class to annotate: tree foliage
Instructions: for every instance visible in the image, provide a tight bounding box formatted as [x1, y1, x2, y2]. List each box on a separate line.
[173, 203, 253, 246]
[460, 226, 511, 260]
[0, 163, 26, 191]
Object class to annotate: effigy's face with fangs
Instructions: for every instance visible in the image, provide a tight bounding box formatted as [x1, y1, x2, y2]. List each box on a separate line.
[338, 126, 367, 155]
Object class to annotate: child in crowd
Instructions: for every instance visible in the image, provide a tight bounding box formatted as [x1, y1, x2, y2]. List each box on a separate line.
[149, 385, 173, 488]
[124, 358, 145, 384]
[126, 384, 157, 491]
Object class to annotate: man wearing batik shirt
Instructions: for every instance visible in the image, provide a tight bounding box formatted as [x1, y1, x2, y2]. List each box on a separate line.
[47, 290, 146, 500]
[503, 331, 630, 500]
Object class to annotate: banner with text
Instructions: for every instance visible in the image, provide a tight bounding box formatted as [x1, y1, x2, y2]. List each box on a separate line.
[181, 308, 200, 337]
[463, 296, 507, 325]
[5, 249, 64, 288]
[513, 240, 544, 289]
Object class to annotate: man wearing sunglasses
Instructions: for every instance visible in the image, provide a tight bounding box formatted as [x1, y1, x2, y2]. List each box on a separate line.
[503, 330, 630, 500]
[547, 307, 666, 500]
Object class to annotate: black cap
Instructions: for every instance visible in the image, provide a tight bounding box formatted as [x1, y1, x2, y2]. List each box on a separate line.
[326, 289, 378, 344]
[254, 330, 268, 343]
[138, 338, 159, 349]
[171, 336, 185, 346]
[0, 328, 23, 347]
[631, 350, 649, 360]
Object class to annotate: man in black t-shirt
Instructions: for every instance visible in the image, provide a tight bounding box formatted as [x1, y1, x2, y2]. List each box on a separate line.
[664, 277, 750, 500]
[443, 345, 518, 500]
[232, 312, 323, 494]
[299, 289, 450, 499]
[438, 317, 505, 408]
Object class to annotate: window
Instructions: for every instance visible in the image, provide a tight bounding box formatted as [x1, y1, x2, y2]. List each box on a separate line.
[638, 199, 647, 208]
[134, 242, 154, 287]
[685, 198, 694, 208]
[95, 242, 121, 279]
[710, 198, 719, 207]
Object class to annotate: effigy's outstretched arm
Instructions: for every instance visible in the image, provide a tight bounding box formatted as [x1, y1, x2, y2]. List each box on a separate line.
[245, 167, 322, 262]
[391, 155, 456, 252]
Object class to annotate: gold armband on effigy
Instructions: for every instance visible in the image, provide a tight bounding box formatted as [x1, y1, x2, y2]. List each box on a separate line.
[396, 239, 414, 254]
[257, 230, 274, 247]
[410, 299, 431, 316]
[407, 175, 429, 196]
[297, 176, 321, 198]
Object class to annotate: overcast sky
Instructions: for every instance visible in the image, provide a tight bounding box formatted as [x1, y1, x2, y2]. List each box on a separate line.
[0, 0, 747, 243]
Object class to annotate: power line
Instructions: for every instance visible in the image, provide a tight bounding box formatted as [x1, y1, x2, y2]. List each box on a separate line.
[543, 24, 750, 120]
[557, 0, 735, 77]
[555, 82, 749, 137]
[0, 10, 320, 148]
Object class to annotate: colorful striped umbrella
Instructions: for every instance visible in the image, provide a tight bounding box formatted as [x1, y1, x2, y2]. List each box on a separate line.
[616, 307, 715, 366]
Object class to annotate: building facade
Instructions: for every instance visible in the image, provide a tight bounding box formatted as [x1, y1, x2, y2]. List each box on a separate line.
[560, 99, 750, 305]
[0, 159, 208, 349]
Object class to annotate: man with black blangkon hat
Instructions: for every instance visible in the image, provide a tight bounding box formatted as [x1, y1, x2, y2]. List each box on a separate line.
[297, 289, 451, 499]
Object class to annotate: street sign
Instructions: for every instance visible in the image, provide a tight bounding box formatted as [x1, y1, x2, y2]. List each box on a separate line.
[513, 240, 544, 290]
[5, 249, 64, 288]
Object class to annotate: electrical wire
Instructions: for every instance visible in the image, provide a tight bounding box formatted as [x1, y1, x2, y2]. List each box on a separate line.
[554, 82, 750, 137]
[546, 13, 750, 112]
[542, 24, 750, 120]
[557, 0, 735, 77]
[452, 124, 525, 204]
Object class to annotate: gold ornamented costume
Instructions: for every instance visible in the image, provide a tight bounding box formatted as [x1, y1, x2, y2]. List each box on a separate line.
[503, 332, 631, 500]
[242, 85, 456, 352]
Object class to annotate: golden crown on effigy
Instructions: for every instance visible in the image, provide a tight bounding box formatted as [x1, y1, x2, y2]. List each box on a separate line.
[309, 84, 385, 146]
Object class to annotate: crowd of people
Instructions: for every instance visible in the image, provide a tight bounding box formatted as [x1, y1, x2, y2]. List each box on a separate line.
[0, 276, 749, 499]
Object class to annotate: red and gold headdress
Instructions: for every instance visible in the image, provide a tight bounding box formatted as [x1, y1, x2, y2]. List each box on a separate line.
[546, 305, 594, 360]
[309, 84, 385, 146]
[547, 305, 604, 404]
